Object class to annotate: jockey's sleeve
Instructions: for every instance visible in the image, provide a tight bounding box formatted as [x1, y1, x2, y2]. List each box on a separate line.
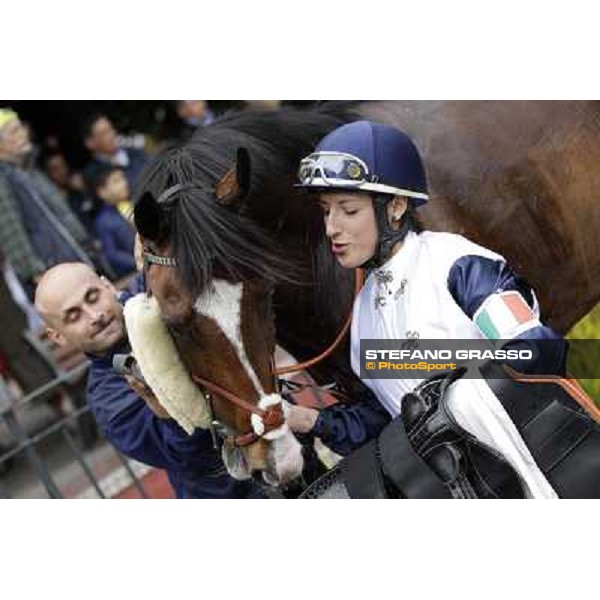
[447, 254, 568, 376]
[310, 387, 391, 456]
[87, 358, 222, 473]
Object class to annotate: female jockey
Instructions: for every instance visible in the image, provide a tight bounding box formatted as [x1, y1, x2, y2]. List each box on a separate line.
[287, 120, 568, 497]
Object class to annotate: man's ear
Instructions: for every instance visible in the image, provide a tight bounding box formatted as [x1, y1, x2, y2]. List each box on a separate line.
[46, 327, 67, 348]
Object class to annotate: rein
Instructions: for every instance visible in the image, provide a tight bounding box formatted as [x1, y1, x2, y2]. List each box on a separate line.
[142, 247, 364, 446]
[272, 269, 364, 376]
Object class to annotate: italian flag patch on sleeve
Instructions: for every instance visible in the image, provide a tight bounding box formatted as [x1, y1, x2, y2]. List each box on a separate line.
[474, 291, 541, 340]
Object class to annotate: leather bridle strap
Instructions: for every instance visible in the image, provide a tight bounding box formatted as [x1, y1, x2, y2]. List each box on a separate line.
[190, 372, 285, 447]
[273, 268, 364, 376]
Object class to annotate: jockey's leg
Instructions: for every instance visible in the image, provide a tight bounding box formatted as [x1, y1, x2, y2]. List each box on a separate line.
[445, 375, 558, 498]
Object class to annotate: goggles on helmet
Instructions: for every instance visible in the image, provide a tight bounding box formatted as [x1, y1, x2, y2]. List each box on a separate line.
[298, 152, 372, 188]
[297, 151, 429, 201]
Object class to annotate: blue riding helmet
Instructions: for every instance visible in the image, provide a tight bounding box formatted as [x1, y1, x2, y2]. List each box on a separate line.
[296, 120, 428, 206]
[297, 121, 429, 268]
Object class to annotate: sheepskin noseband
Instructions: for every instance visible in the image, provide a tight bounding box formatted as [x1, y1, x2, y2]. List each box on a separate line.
[123, 293, 212, 434]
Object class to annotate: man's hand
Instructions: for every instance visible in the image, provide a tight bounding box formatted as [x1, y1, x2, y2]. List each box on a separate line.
[125, 375, 171, 419]
[286, 405, 319, 434]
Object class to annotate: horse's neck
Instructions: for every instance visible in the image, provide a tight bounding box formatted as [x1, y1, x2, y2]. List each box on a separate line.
[193, 278, 274, 397]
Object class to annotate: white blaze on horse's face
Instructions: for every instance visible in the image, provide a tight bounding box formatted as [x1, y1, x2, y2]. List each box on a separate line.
[193, 279, 304, 484]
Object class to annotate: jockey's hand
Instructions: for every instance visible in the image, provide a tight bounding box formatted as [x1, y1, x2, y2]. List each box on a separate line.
[287, 405, 319, 434]
[125, 375, 171, 419]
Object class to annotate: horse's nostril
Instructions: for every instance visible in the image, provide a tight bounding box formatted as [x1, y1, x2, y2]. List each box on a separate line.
[165, 315, 194, 334]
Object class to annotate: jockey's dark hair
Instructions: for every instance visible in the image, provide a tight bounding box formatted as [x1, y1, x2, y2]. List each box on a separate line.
[404, 203, 424, 233]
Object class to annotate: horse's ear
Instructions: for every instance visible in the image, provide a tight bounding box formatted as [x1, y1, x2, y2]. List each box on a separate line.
[134, 191, 167, 242]
[215, 147, 251, 206]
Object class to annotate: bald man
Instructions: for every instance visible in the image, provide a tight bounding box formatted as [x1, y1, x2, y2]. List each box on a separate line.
[35, 263, 263, 499]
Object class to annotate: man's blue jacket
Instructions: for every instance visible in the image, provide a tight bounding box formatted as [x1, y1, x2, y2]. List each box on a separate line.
[86, 282, 263, 498]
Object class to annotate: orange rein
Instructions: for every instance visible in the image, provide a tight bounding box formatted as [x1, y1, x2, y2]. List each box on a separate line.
[503, 366, 600, 424]
[272, 269, 365, 376]
[192, 268, 364, 447]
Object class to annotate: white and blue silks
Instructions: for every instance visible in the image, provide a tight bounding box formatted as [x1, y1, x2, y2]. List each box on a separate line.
[347, 230, 566, 498]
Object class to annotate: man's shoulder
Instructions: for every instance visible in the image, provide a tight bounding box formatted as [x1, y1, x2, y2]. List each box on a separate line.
[127, 147, 148, 162]
[0, 162, 16, 191]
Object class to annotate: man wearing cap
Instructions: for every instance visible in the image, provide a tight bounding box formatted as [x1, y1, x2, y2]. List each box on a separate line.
[0, 109, 100, 297]
[34, 262, 264, 498]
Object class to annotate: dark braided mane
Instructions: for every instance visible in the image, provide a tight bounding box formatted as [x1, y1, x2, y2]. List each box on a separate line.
[133, 107, 359, 298]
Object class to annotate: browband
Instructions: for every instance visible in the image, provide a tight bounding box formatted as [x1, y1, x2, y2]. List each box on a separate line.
[156, 182, 209, 205]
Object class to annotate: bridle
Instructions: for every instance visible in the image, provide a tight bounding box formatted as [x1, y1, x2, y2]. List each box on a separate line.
[142, 245, 364, 447]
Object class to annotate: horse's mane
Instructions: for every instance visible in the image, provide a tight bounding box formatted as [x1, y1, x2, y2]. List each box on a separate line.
[133, 104, 359, 305]
[132, 104, 365, 390]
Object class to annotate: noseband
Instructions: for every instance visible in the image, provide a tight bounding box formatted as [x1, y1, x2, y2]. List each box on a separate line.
[144, 251, 178, 268]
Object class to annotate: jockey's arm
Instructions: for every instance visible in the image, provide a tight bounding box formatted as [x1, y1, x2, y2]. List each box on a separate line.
[288, 387, 391, 456]
[447, 254, 568, 376]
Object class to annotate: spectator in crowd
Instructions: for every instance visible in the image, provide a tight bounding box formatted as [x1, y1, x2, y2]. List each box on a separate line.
[90, 166, 136, 278]
[173, 101, 215, 143]
[34, 262, 264, 499]
[0, 108, 102, 297]
[82, 113, 148, 198]
[0, 249, 52, 396]
[44, 151, 97, 236]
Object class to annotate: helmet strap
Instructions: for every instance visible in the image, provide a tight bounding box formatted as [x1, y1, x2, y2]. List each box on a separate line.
[361, 194, 412, 271]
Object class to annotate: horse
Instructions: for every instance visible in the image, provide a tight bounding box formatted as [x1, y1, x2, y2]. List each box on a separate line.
[360, 101, 600, 332]
[131, 101, 600, 488]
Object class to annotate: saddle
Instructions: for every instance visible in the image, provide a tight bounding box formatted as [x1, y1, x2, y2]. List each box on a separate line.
[301, 364, 600, 499]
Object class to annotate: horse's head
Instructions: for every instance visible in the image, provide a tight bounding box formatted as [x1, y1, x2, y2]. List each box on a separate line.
[133, 147, 305, 485]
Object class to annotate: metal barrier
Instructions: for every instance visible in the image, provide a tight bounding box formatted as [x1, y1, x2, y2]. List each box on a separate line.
[0, 360, 152, 499]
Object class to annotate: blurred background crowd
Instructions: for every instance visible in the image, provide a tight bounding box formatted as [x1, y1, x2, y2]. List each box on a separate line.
[0, 101, 310, 401]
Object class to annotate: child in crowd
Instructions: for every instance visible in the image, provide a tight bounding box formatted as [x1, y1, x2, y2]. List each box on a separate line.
[91, 166, 136, 278]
